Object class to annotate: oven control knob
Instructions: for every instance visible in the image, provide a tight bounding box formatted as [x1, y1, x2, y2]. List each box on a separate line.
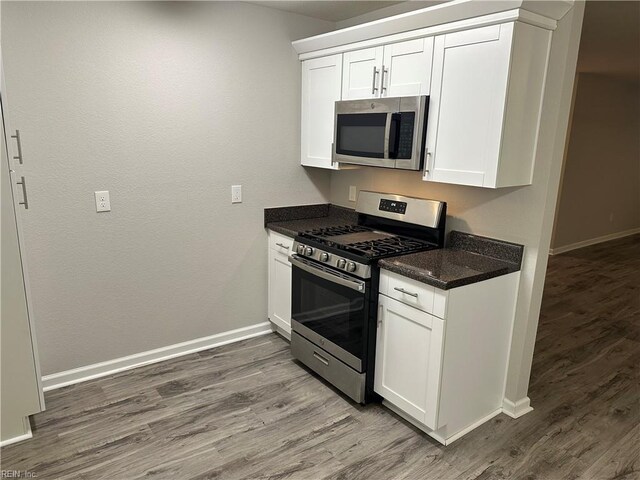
[297, 245, 305, 255]
[337, 259, 346, 269]
[346, 262, 357, 273]
[305, 247, 314, 256]
[319, 252, 329, 262]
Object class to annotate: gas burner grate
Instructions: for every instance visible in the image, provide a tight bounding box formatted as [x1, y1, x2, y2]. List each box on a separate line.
[298, 224, 434, 259]
[348, 236, 431, 257]
[302, 225, 371, 237]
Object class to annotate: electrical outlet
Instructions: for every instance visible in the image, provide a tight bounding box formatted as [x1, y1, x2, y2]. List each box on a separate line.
[231, 185, 242, 204]
[95, 191, 111, 212]
[349, 186, 357, 202]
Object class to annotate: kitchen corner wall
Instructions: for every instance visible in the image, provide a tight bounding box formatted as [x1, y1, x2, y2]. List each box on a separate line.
[1, 1, 333, 375]
[330, 3, 586, 404]
[552, 74, 640, 249]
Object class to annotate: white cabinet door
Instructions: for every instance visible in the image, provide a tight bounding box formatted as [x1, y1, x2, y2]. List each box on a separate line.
[382, 38, 434, 97]
[374, 295, 444, 429]
[342, 46, 384, 100]
[424, 24, 512, 187]
[301, 54, 342, 169]
[268, 248, 292, 334]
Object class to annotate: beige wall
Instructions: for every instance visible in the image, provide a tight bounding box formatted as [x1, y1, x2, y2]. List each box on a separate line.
[329, 4, 585, 404]
[1, 1, 333, 375]
[552, 74, 640, 249]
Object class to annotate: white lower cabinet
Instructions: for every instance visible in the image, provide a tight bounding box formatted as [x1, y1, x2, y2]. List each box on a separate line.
[267, 231, 293, 338]
[374, 294, 444, 430]
[375, 269, 520, 445]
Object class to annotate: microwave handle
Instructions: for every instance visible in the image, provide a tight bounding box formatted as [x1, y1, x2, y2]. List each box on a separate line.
[383, 113, 392, 159]
[385, 113, 400, 158]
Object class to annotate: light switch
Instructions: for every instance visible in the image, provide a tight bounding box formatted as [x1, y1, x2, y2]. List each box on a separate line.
[231, 185, 242, 204]
[95, 191, 111, 212]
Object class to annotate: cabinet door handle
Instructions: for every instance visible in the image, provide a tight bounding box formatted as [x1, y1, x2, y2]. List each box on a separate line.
[11, 130, 23, 164]
[378, 303, 383, 327]
[394, 287, 418, 298]
[424, 149, 432, 175]
[313, 352, 329, 366]
[380, 65, 388, 94]
[17, 176, 29, 209]
[371, 66, 380, 95]
[275, 242, 289, 250]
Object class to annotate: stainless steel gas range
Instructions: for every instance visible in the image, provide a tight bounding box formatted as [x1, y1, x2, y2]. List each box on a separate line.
[289, 191, 447, 404]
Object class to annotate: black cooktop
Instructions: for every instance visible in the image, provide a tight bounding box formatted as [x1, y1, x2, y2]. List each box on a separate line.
[298, 224, 436, 260]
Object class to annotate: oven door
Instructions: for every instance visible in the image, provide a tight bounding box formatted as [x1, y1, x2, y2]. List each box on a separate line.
[290, 255, 369, 372]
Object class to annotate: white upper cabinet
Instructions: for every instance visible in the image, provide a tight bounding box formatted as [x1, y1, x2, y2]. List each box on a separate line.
[342, 38, 433, 100]
[382, 38, 433, 97]
[301, 54, 343, 169]
[424, 22, 551, 188]
[342, 46, 384, 100]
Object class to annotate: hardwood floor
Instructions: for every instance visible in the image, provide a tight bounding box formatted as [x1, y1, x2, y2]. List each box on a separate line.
[2, 235, 638, 479]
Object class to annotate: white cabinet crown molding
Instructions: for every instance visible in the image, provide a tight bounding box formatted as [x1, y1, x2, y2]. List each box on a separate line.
[293, 0, 572, 60]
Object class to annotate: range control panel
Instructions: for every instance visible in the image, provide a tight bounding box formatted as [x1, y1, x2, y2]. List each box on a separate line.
[379, 199, 407, 214]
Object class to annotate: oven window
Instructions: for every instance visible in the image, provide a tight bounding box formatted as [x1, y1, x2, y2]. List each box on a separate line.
[336, 113, 386, 158]
[292, 266, 367, 362]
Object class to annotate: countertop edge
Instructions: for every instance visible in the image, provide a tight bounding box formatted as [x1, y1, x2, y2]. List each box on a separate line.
[377, 259, 515, 290]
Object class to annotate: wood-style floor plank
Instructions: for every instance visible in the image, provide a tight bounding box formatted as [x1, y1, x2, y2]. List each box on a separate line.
[1, 235, 638, 479]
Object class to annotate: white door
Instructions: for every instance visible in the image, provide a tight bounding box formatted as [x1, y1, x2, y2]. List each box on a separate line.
[382, 38, 434, 97]
[424, 24, 512, 188]
[301, 54, 342, 169]
[268, 249, 292, 334]
[374, 295, 444, 429]
[1, 57, 45, 443]
[341, 46, 384, 100]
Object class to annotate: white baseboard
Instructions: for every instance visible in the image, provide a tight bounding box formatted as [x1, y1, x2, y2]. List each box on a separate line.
[0, 417, 33, 447]
[382, 400, 502, 446]
[440, 408, 503, 445]
[502, 396, 533, 418]
[42, 321, 272, 392]
[549, 228, 640, 255]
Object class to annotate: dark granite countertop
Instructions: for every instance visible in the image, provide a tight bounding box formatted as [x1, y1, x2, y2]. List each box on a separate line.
[264, 204, 524, 290]
[378, 231, 524, 290]
[265, 204, 358, 238]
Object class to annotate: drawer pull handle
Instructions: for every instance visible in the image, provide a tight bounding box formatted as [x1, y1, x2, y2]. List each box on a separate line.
[394, 287, 418, 298]
[275, 243, 289, 250]
[313, 352, 329, 366]
[11, 130, 24, 164]
[17, 176, 29, 209]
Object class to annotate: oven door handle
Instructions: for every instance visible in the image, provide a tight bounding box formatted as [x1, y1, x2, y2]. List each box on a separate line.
[289, 256, 366, 293]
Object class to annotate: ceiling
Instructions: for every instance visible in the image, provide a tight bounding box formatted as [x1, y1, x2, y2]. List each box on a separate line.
[576, 1, 638, 81]
[253, 0, 638, 81]
[253, 1, 403, 23]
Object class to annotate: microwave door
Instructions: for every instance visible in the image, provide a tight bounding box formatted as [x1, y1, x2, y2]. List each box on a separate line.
[334, 111, 396, 168]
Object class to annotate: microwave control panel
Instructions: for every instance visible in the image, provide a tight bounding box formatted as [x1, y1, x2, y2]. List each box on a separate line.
[379, 199, 407, 214]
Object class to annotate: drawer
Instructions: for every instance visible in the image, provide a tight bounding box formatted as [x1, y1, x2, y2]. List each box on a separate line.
[380, 269, 447, 319]
[268, 230, 294, 254]
[291, 331, 365, 404]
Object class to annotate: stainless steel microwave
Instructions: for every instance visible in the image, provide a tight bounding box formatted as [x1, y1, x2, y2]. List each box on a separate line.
[333, 95, 428, 171]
